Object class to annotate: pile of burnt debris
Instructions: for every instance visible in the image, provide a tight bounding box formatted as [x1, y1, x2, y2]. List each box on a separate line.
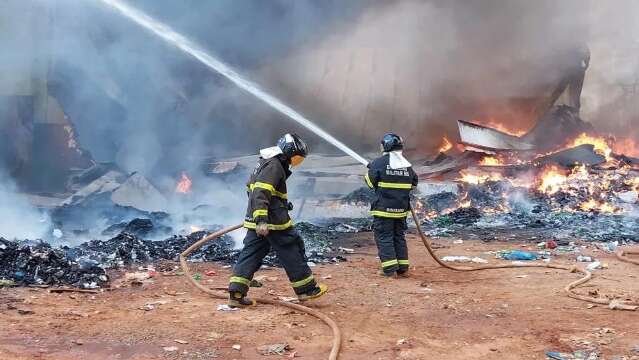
[0, 217, 368, 289]
[417, 171, 639, 243]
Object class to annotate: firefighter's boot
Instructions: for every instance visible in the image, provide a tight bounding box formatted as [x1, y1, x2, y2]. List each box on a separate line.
[228, 291, 256, 308]
[297, 283, 328, 302]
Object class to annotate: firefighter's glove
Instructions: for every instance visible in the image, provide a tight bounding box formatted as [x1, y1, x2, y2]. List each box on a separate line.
[256, 222, 269, 237]
[287, 201, 294, 211]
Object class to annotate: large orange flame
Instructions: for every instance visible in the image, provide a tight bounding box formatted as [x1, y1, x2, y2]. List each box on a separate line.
[568, 133, 613, 161]
[537, 166, 568, 195]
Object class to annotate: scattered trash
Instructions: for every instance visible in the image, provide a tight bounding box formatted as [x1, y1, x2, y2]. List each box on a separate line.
[0, 279, 16, 287]
[205, 270, 217, 276]
[217, 304, 239, 312]
[192, 273, 202, 281]
[232, 344, 241, 351]
[174, 339, 189, 344]
[546, 240, 558, 249]
[515, 275, 529, 279]
[278, 297, 299, 303]
[124, 272, 153, 284]
[586, 261, 602, 271]
[163, 346, 179, 352]
[396, 338, 408, 346]
[608, 300, 639, 311]
[322, 275, 332, 280]
[257, 343, 291, 355]
[442, 256, 472, 263]
[453, 240, 464, 245]
[338, 247, 355, 254]
[545, 350, 600, 360]
[577, 256, 593, 262]
[498, 250, 537, 261]
[471, 257, 488, 264]
[17, 309, 35, 315]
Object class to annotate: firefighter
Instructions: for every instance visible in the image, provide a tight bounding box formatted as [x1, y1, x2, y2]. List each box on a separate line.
[365, 133, 418, 277]
[228, 134, 328, 307]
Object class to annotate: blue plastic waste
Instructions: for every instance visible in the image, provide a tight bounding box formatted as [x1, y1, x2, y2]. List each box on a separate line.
[500, 250, 537, 261]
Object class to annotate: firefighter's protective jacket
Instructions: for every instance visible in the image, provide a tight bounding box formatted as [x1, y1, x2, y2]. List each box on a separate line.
[365, 154, 418, 218]
[244, 156, 293, 231]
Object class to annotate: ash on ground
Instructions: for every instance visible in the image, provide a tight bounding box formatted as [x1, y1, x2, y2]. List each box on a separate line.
[0, 217, 368, 289]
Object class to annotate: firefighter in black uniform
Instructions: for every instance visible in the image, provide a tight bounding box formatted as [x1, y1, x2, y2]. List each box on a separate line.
[365, 133, 418, 277]
[228, 134, 328, 307]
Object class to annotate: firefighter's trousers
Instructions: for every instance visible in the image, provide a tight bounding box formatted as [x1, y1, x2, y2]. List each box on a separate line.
[373, 217, 409, 275]
[229, 229, 317, 296]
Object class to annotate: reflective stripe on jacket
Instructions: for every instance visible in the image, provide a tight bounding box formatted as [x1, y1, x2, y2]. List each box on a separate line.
[365, 154, 418, 218]
[244, 156, 293, 230]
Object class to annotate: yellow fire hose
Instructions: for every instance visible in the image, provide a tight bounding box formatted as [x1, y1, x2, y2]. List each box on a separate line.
[179, 224, 342, 360]
[409, 208, 639, 311]
[179, 214, 638, 360]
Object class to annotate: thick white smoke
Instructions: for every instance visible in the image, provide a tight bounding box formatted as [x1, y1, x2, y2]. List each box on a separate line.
[0, 176, 50, 240]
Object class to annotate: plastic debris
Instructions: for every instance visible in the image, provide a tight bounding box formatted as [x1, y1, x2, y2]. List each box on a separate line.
[217, 304, 239, 312]
[442, 256, 472, 263]
[0, 279, 16, 287]
[498, 250, 537, 261]
[586, 261, 602, 271]
[577, 256, 593, 262]
[257, 343, 290, 355]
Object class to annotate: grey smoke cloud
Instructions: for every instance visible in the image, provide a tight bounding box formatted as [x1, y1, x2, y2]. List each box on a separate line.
[2, 0, 638, 182]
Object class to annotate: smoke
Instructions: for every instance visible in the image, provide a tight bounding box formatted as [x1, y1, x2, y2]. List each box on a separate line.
[0, 174, 50, 240]
[3, 0, 638, 178]
[42, 0, 372, 177]
[258, 0, 639, 153]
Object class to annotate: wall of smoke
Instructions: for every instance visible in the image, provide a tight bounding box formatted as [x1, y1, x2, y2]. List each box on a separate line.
[267, 0, 639, 153]
[2, 1, 639, 186]
[4, 0, 639, 176]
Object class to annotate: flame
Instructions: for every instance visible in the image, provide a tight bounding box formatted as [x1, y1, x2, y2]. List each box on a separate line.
[568, 133, 613, 161]
[474, 118, 528, 137]
[613, 137, 639, 158]
[480, 156, 503, 166]
[578, 199, 617, 213]
[438, 136, 453, 153]
[537, 166, 568, 194]
[459, 170, 502, 184]
[176, 172, 192, 193]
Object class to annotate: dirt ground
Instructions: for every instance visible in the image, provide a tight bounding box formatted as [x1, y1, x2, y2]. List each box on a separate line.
[1, 233, 638, 360]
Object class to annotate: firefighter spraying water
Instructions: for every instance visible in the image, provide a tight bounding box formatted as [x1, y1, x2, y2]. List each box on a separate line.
[97, 2, 639, 360]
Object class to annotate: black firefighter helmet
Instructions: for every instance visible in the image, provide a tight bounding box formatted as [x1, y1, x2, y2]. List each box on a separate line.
[277, 133, 308, 166]
[381, 133, 404, 152]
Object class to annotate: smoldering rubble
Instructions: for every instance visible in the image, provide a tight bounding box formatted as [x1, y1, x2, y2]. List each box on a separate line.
[0, 217, 367, 288]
